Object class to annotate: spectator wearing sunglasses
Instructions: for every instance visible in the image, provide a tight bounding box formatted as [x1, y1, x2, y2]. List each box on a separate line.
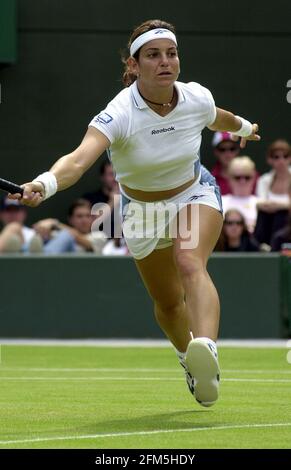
[211, 132, 240, 195]
[254, 139, 291, 245]
[215, 209, 259, 252]
[211, 132, 259, 195]
[222, 157, 258, 232]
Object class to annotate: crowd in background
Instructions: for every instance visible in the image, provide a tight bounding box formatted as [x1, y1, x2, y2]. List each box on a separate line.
[212, 134, 291, 253]
[0, 135, 290, 256]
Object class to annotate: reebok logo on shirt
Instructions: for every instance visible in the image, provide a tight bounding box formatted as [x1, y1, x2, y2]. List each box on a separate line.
[151, 126, 175, 135]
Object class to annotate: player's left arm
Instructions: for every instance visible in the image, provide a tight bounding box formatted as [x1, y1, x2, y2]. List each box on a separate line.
[208, 107, 261, 148]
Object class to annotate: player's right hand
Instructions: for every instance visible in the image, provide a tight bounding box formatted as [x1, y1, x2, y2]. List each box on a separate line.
[8, 182, 45, 207]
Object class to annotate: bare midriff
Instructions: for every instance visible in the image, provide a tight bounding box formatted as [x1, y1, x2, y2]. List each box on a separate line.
[121, 176, 197, 202]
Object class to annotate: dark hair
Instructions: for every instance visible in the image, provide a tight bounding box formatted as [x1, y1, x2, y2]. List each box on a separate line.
[215, 209, 249, 251]
[224, 209, 247, 229]
[267, 139, 291, 159]
[279, 210, 291, 240]
[121, 19, 176, 87]
[99, 158, 112, 176]
[68, 198, 91, 217]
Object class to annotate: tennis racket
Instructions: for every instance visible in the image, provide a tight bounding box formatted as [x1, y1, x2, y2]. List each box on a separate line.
[0, 177, 24, 196]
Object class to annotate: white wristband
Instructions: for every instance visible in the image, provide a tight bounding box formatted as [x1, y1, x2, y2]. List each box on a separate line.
[33, 172, 58, 200]
[233, 116, 253, 138]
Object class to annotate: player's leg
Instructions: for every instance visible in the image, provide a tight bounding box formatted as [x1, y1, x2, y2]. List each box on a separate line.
[173, 204, 223, 406]
[134, 245, 191, 353]
[173, 204, 223, 340]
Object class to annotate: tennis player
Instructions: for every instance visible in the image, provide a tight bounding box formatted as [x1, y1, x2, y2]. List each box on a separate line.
[12, 19, 260, 407]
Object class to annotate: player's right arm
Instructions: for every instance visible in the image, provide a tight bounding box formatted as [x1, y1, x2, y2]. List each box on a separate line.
[15, 128, 110, 207]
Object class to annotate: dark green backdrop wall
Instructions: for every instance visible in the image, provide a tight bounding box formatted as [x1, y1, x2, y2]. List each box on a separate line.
[0, 0, 17, 63]
[0, 0, 291, 224]
[0, 254, 286, 339]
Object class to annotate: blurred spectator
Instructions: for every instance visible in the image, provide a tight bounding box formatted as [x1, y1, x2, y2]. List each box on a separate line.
[215, 209, 259, 252]
[33, 199, 107, 254]
[0, 197, 41, 253]
[102, 237, 129, 256]
[222, 157, 258, 232]
[254, 139, 291, 245]
[211, 131, 259, 195]
[83, 159, 117, 205]
[271, 180, 291, 252]
[271, 213, 291, 252]
[83, 159, 120, 237]
[211, 132, 240, 195]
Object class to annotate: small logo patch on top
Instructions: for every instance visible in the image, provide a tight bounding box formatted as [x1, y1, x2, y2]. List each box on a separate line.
[94, 112, 113, 124]
[187, 195, 204, 201]
[154, 29, 169, 34]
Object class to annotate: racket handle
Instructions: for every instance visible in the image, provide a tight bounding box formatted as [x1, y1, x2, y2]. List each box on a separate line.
[0, 178, 24, 195]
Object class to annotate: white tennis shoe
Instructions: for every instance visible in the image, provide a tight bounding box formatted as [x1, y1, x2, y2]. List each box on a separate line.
[185, 338, 220, 407]
[177, 355, 196, 397]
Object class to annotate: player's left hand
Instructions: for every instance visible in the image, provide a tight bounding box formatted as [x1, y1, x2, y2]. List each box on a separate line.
[232, 123, 261, 148]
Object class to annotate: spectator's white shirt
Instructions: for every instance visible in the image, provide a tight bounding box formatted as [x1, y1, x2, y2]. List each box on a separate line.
[22, 226, 36, 245]
[222, 195, 258, 232]
[256, 168, 291, 201]
[102, 240, 128, 256]
[89, 81, 216, 191]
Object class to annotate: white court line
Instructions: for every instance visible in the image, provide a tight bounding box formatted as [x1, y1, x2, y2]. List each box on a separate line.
[0, 423, 291, 446]
[0, 367, 291, 374]
[225, 369, 291, 374]
[0, 376, 184, 382]
[0, 339, 288, 348]
[0, 339, 171, 347]
[0, 376, 291, 383]
[222, 378, 291, 383]
[0, 367, 180, 373]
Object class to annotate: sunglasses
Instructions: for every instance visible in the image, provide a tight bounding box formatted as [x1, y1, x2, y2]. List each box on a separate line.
[231, 175, 253, 181]
[224, 220, 244, 226]
[217, 146, 237, 153]
[270, 154, 290, 160]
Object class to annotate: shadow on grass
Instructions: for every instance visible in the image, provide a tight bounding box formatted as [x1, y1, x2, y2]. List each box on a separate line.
[68, 409, 221, 437]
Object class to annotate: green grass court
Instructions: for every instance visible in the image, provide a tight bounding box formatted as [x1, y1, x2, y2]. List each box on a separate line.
[0, 345, 291, 449]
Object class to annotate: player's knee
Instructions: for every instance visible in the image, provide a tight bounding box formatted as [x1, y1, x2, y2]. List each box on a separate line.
[154, 298, 184, 318]
[175, 251, 205, 278]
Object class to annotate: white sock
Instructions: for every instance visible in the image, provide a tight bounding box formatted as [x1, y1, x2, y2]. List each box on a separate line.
[175, 348, 186, 362]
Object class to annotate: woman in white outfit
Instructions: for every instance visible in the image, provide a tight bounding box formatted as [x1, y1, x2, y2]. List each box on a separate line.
[11, 19, 260, 407]
[255, 139, 291, 245]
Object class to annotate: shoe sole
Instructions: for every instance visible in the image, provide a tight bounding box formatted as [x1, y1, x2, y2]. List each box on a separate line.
[185, 339, 220, 407]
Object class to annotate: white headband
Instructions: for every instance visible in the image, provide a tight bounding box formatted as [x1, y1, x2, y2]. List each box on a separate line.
[130, 28, 177, 57]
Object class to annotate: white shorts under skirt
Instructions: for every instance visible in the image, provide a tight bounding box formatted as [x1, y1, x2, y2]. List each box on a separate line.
[121, 165, 223, 260]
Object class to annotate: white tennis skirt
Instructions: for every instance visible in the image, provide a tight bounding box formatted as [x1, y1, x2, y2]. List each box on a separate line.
[121, 165, 222, 260]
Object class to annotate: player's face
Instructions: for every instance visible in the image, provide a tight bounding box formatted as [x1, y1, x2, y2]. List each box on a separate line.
[135, 39, 180, 88]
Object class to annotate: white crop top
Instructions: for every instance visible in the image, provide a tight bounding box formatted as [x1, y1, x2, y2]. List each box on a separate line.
[89, 81, 216, 191]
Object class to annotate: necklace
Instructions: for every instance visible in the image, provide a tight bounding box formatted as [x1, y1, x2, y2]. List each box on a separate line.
[138, 88, 175, 107]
